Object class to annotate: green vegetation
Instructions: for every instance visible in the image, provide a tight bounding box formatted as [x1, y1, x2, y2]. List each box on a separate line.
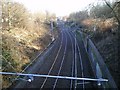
[1, 0, 57, 88]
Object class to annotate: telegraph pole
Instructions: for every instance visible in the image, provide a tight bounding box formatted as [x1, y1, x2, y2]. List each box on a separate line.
[50, 20, 54, 41]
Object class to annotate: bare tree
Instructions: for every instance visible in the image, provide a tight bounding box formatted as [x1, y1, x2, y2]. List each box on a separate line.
[104, 0, 120, 25]
[2, 1, 29, 30]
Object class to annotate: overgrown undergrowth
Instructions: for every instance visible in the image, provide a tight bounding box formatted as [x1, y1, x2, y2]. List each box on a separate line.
[1, 22, 59, 88]
[81, 24, 119, 88]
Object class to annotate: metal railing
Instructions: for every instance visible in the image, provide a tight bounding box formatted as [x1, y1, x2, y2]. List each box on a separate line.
[79, 31, 117, 89]
[0, 72, 108, 82]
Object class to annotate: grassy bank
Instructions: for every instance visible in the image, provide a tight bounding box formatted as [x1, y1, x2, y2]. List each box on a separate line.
[1, 0, 58, 88]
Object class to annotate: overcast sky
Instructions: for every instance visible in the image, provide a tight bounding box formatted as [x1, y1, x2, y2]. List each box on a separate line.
[13, 0, 112, 16]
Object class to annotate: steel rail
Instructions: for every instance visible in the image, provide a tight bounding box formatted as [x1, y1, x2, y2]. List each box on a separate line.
[76, 37, 85, 89]
[0, 72, 108, 82]
[74, 31, 77, 89]
[40, 30, 64, 89]
[72, 33, 85, 89]
[53, 30, 67, 89]
[69, 30, 85, 89]
[68, 29, 78, 89]
[66, 29, 75, 89]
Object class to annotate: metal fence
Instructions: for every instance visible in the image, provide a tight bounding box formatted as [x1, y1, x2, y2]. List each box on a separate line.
[79, 31, 117, 89]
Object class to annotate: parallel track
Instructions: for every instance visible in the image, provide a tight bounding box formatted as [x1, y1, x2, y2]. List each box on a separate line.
[13, 23, 98, 89]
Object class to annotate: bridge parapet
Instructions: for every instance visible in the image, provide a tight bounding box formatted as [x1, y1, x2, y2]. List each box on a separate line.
[79, 31, 117, 89]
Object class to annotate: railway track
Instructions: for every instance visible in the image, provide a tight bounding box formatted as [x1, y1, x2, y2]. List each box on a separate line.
[11, 22, 99, 89]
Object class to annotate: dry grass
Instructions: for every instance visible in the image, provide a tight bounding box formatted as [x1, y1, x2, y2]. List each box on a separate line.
[82, 17, 119, 88]
[82, 18, 118, 32]
[2, 24, 53, 88]
[1, 0, 58, 88]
